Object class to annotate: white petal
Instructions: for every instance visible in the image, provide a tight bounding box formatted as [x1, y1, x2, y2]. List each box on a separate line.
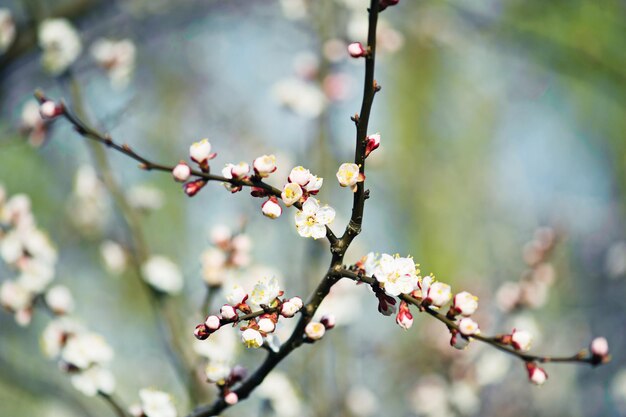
[315, 206, 335, 225]
[302, 197, 320, 215]
[310, 224, 326, 240]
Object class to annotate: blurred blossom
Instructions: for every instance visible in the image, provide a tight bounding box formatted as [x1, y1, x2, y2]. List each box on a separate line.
[20, 100, 48, 147]
[323, 38, 348, 63]
[0, 8, 16, 53]
[280, 0, 308, 20]
[193, 324, 237, 362]
[141, 255, 184, 294]
[605, 241, 626, 279]
[449, 382, 480, 416]
[100, 240, 128, 275]
[293, 52, 319, 80]
[272, 78, 326, 118]
[317, 278, 363, 325]
[38, 18, 82, 75]
[67, 165, 109, 235]
[257, 372, 302, 417]
[409, 375, 453, 417]
[136, 388, 178, 417]
[71, 365, 116, 396]
[126, 184, 165, 212]
[612, 369, 626, 414]
[347, 15, 404, 54]
[90, 38, 136, 89]
[475, 350, 511, 386]
[345, 385, 378, 417]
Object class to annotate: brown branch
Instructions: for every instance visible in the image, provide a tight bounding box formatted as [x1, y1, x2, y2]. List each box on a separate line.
[338, 268, 603, 366]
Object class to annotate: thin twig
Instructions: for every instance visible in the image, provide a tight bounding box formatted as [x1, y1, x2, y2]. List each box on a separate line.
[338, 268, 601, 366]
[99, 392, 131, 417]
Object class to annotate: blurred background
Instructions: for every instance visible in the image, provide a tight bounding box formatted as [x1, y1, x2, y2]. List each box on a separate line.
[1, 0, 625, 416]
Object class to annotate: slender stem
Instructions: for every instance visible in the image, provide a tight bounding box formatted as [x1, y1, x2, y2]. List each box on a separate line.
[65, 78, 200, 404]
[99, 392, 130, 417]
[338, 268, 600, 366]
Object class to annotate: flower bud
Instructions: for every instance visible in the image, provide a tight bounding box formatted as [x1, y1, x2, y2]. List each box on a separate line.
[511, 329, 532, 352]
[39, 100, 63, 119]
[172, 162, 191, 182]
[281, 301, 299, 318]
[288, 166, 312, 186]
[395, 301, 413, 330]
[189, 139, 216, 165]
[303, 175, 323, 194]
[526, 362, 548, 385]
[379, 0, 400, 11]
[365, 133, 381, 158]
[348, 42, 367, 58]
[289, 297, 304, 310]
[205, 315, 221, 331]
[257, 317, 276, 334]
[281, 183, 303, 206]
[458, 317, 479, 336]
[261, 197, 282, 219]
[183, 179, 206, 197]
[220, 305, 237, 321]
[253, 154, 277, 177]
[320, 314, 336, 330]
[451, 291, 478, 317]
[230, 162, 250, 178]
[305, 322, 326, 340]
[224, 392, 238, 405]
[194, 324, 210, 340]
[241, 328, 263, 349]
[450, 330, 470, 350]
[425, 282, 452, 307]
[590, 337, 609, 363]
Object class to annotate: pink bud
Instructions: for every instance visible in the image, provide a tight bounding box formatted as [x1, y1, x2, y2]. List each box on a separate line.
[395, 301, 413, 330]
[205, 315, 221, 331]
[526, 362, 548, 385]
[348, 42, 367, 58]
[364, 133, 380, 158]
[261, 197, 282, 219]
[220, 305, 237, 321]
[172, 162, 191, 182]
[184, 179, 206, 197]
[590, 337, 609, 358]
[224, 392, 238, 405]
[39, 101, 63, 119]
[320, 314, 336, 330]
[257, 317, 276, 333]
[194, 323, 210, 340]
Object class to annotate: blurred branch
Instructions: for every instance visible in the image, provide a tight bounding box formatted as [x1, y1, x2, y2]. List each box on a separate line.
[338, 268, 608, 366]
[99, 392, 131, 417]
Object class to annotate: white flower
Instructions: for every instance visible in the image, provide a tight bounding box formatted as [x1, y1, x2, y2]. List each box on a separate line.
[38, 18, 82, 75]
[426, 282, 452, 307]
[511, 329, 532, 351]
[458, 317, 480, 336]
[289, 296, 303, 310]
[226, 284, 247, 305]
[452, 291, 478, 316]
[172, 162, 191, 182]
[0, 9, 16, 53]
[258, 318, 276, 333]
[201, 248, 226, 286]
[281, 183, 303, 207]
[45, 285, 74, 314]
[253, 155, 277, 177]
[205, 361, 231, 384]
[61, 333, 113, 369]
[250, 276, 281, 307]
[41, 317, 84, 358]
[288, 166, 312, 186]
[141, 256, 183, 294]
[281, 300, 300, 318]
[303, 175, 323, 193]
[304, 322, 325, 340]
[71, 366, 116, 397]
[139, 388, 177, 417]
[294, 198, 335, 239]
[100, 240, 127, 275]
[242, 328, 264, 348]
[90, 38, 136, 88]
[372, 254, 418, 296]
[336, 163, 361, 190]
[189, 138, 215, 165]
[0, 280, 32, 312]
[262, 198, 282, 219]
[229, 162, 250, 178]
[18, 258, 55, 292]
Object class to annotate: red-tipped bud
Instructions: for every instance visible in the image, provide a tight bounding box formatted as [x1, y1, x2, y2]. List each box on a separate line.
[348, 42, 368, 58]
[184, 179, 206, 197]
[320, 314, 336, 330]
[39, 100, 64, 119]
[194, 323, 210, 340]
